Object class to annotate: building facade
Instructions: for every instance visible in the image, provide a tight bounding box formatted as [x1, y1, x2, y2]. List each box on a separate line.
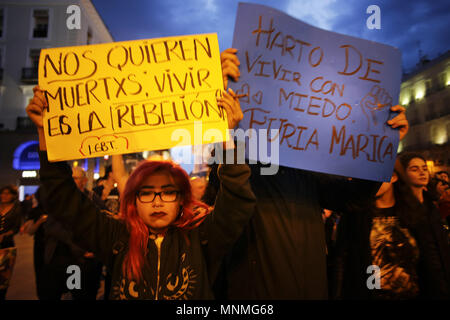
[0, 0, 113, 130]
[0, 0, 113, 196]
[400, 51, 450, 175]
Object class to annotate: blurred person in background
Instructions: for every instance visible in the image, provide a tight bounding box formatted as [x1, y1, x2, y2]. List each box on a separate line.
[93, 166, 120, 216]
[435, 171, 449, 183]
[190, 176, 208, 202]
[70, 166, 104, 299]
[0, 185, 22, 300]
[21, 187, 48, 299]
[428, 177, 450, 227]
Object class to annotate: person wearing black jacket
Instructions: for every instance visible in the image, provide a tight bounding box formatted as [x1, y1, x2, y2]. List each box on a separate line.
[24, 187, 102, 300]
[214, 48, 410, 300]
[26, 83, 255, 300]
[0, 185, 22, 300]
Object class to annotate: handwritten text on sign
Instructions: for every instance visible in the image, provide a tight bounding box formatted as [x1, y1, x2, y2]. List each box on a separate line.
[230, 3, 402, 182]
[39, 33, 227, 161]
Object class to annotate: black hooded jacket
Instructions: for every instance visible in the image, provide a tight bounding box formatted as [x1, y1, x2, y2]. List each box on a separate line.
[38, 151, 255, 300]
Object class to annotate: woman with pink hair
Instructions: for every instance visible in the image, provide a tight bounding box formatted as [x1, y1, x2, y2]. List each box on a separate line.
[26, 53, 255, 299]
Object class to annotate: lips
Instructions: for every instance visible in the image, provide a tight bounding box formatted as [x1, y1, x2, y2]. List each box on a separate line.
[151, 212, 167, 218]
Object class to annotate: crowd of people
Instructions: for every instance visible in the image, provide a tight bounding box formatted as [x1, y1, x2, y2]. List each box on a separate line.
[0, 48, 449, 300]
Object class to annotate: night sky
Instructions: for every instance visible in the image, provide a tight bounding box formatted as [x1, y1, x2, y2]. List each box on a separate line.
[91, 0, 450, 74]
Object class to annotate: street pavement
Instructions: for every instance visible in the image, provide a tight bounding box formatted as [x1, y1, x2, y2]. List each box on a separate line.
[6, 233, 37, 300]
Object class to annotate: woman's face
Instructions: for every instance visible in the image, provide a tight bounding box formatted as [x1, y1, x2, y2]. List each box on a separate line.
[405, 158, 429, 188]
[136, 171, 182, 234]
[0, 189, 15, 204]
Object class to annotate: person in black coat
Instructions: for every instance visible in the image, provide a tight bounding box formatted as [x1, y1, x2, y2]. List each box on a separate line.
[26, 78, 256, 299]
[212, 48, 409, 299]
[0, 185, 22, 300]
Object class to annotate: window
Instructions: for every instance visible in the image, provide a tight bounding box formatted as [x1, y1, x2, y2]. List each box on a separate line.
[426, 103, 436, 121]
[425, 79, 432, 96]
[29, 49, 40, 69]
[401, 89, 411, 105]
[32, 9, 48, 38]
[407, 107, 418, 126]
[445, 122, 450, 139]
[430, 125, 438, 142]
[442, 95, 450, 116]
[22, 48, 40, 82]
[438, 73, 446, 90]
[415, 129, 422, 147]
[431, 125, 447, 145]
[0, 8, 4, 38]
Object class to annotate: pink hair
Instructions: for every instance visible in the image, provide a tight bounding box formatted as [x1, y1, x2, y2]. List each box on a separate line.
[119, 160, 210, 282]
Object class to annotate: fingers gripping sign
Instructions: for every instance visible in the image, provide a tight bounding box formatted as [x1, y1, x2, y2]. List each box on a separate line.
[217, 88, 243, 130]
[221, 48, 241, 90]
[26, 85, 49, 150]
[219, 48, 244, 150]
[26, 85, 48, 129]
[387, 104, 409, 141]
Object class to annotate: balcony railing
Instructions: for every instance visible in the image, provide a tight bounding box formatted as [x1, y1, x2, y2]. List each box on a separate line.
[16, 116, 36, 132]
[21, 67, 38, 83]
[33, 25, 48, 38]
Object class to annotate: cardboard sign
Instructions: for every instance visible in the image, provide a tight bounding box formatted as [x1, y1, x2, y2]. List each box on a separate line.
[39, 33, 227, 161]
[230, 3, 402, 181]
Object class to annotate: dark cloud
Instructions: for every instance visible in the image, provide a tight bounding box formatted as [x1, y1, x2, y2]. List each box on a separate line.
[327, 0, 450, 72]
[92, 0, 449, 72]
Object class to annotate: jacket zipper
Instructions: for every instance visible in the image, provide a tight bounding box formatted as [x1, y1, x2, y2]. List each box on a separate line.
[154, 234, 164, 300]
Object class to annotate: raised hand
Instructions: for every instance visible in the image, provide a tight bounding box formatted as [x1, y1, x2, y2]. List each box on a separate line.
[387, 104, 409, 141]
[221, 48, 240, 90]
[217, 88, 243, 130]
[26, 85, 47, 129]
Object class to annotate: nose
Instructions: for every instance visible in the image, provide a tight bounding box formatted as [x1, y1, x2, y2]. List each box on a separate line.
[152, 194, 164, 207]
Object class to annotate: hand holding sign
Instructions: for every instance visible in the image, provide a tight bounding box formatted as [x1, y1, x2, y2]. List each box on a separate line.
[26, 86, 48, 151]
[221, 48, 241, 90]
[230, 3, 404, 182]
[217, 88, 244, 130]
[38, 34, 227, 161]
[26, 86, 47, 129]
[387, 105, 409, 141]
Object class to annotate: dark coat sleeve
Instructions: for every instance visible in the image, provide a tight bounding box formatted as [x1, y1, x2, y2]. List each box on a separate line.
[43, 217, 86, 258]
[315, 172, 381, 213]
[415, 199, 450, 298]
[200, 163, 256, 284]
[38, 151, 127, 266]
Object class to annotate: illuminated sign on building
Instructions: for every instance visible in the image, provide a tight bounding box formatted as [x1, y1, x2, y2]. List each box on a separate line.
[13, 141, 40, 170]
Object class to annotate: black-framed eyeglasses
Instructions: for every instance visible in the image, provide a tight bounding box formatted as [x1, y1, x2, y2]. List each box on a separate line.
[137, 188, 180, 203]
